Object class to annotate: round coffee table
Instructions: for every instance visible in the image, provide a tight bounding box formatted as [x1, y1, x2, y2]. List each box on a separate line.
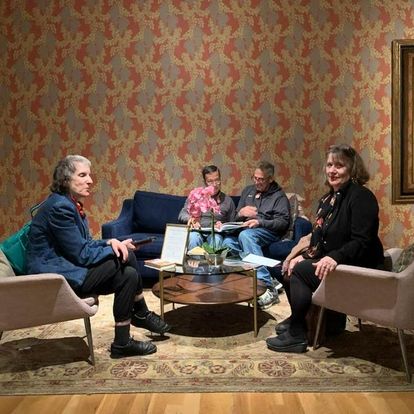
[151, 259, 266, 337]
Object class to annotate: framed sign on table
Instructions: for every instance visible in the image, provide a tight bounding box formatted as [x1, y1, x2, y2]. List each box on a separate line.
[392, 39, 414, 204]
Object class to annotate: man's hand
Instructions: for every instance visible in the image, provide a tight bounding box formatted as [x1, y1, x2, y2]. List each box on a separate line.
[188, 217, 201, 229]
[243, 219, 259, 228]
[238, 206, 257, 218]
[215, 221, 223, 229]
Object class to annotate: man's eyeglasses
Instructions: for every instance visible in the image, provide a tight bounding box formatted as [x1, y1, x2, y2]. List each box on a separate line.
[206, 179, 221, 185]
[252, 176, 269, 183]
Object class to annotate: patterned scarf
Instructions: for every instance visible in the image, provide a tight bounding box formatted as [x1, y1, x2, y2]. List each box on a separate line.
[71, 196, 86, 218]
[303, 192, 340, 259]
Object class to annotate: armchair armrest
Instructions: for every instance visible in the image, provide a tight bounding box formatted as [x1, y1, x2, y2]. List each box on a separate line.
[312, 264, 400, 326]
[0, 273, 99, 332]
[101, 199, 134, 239]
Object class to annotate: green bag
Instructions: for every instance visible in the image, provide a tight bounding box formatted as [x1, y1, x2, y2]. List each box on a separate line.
[0, 201, 44, 275]
[0, 222, 31, 275]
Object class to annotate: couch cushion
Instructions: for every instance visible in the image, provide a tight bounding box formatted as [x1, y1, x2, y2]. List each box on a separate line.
[133, 191, 186, 234]
[392, 244, 414, 273]
[0, 249, 15, 277]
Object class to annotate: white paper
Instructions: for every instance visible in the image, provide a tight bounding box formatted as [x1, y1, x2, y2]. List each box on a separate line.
[242, 254, 281, 267]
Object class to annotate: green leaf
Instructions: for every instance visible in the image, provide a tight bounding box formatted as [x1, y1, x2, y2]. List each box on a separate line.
[201, 242, 229, 254]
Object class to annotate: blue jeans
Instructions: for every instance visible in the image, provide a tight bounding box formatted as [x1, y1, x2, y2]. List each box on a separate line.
[222, 228, 280, 288]
[188, 231, 224, 250]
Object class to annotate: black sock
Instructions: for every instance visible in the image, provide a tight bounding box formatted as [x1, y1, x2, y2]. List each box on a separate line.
[133, 297, 149, 317]
[114, 324, 130, 345]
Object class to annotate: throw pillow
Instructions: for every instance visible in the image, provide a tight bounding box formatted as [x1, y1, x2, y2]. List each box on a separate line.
[284, 193, 300, 240]
[392, 244, 414, 273]
[0, 249, 15, 278]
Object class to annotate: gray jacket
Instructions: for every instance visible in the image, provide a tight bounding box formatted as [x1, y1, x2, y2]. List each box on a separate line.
[178, 191, 236, 227]
[235, 182, 290, 234]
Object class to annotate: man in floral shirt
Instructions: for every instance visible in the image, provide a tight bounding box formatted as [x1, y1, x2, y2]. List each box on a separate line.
[178, 165, 236, 250]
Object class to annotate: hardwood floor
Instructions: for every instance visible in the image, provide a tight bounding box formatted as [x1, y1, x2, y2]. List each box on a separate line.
[0, 392, 413, 414]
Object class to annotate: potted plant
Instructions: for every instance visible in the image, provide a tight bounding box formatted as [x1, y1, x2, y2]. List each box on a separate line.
[187, 186, 228, 265]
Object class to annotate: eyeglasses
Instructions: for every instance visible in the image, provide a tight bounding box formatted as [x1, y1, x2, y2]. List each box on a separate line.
[252, 175, 269, 183]
[205, 179, 221, 185]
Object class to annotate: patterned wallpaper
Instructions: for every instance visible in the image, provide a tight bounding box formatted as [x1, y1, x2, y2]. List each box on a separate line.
[1, 0, 414, 249]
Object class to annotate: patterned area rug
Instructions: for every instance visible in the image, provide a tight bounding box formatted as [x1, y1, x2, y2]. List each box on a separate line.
[1, 290, 413, 395]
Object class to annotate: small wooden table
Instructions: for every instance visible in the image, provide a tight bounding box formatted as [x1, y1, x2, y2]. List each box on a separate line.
[152, 261, 266, 337]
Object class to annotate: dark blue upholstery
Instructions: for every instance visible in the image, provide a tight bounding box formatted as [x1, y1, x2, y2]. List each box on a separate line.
[102, 190, 312, 280]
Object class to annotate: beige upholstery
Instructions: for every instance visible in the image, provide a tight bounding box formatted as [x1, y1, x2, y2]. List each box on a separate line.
[0, 272, 99, 365]
[312, 248, 414, 382]
[0, 250, 15, 278]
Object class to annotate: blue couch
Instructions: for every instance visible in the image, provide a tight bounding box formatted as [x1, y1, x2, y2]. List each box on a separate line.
[101, 190, 312, 280]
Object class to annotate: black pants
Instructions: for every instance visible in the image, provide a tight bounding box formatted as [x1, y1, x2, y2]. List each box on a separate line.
[77, 252, 142, 323]
[284, 259, 321, 335]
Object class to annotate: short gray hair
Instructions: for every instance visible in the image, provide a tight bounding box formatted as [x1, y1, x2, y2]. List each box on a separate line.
[256, 160, 274, 178]
[50, 155, 91, 194]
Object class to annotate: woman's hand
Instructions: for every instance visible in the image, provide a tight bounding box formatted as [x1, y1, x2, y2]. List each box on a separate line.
[313, 256, 338, 280]
[107, 238, 132, 262]
[286, 255, 304, 277]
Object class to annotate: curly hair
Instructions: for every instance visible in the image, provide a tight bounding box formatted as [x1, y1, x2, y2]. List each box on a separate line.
[50, 155, 91, 194]
[326, 144, 370, 185]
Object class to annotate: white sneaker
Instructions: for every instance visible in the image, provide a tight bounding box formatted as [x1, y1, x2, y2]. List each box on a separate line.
[257, 288, 280, 310]
[274, 281, 283, 291]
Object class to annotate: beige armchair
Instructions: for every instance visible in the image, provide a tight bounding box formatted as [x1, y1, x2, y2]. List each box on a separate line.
[312, 248, 414, 382]
[0, 272, 99, 365]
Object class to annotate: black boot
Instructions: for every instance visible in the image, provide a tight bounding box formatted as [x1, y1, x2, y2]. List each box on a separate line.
[266, 331, 308, 353]
[275, 316, 291, 335]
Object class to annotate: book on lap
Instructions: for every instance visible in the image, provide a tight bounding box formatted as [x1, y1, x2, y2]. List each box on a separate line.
[199, 221, 245, 233]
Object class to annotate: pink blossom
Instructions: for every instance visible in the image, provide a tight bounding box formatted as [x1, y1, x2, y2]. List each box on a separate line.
[187, 186, 220, 218]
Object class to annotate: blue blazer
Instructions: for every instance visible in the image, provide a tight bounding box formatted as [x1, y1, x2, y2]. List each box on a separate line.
[27, 193, 114, 289]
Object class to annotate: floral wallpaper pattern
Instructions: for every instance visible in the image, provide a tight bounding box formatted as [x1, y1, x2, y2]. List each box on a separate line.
[1, 0, 414, 248]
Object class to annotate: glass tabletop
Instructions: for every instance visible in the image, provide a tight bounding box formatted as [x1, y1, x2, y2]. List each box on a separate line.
[162, 256, 257, 276]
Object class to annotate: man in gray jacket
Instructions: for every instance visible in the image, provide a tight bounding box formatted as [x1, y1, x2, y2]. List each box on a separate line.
[223, 161, 290, 309]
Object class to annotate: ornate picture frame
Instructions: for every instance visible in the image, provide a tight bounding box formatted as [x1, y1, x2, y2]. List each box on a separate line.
[392, 39, 414, 204]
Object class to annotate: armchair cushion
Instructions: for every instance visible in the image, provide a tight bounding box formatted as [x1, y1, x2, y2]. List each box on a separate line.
[392, 243, 414, 273]
[0, 250, 15, 278]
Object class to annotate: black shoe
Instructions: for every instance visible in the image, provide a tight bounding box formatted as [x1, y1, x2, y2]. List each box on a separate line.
[275, 316, 291, 335]
[266, 331, 308, 353]
[110, 337, 157, 359]
[131, 311, 171, 335]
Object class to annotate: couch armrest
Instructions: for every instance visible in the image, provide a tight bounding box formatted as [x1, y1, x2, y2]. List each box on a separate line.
[102, 199, 134, 239]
